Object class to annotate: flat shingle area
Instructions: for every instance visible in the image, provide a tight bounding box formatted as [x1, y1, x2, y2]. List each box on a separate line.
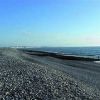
[0, 48, 100, 100]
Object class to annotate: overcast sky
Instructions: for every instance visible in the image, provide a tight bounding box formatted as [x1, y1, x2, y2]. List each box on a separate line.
[0, 0, 100, 47]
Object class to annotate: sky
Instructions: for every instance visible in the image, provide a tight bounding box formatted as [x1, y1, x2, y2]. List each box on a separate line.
[0, 0, 100, 47]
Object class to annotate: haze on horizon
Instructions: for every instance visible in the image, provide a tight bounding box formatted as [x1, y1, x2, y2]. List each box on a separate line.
[0, 0, 100, 47]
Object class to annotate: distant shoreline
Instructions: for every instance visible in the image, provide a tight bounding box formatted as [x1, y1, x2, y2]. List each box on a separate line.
[20, 49, 100, 61]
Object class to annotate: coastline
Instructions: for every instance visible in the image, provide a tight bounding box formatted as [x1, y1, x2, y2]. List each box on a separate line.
[21, 49, 100, 61]
[0, 48, 100, 100]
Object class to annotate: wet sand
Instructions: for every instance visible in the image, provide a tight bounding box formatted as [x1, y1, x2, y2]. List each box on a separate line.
[0, 48, 100, 100]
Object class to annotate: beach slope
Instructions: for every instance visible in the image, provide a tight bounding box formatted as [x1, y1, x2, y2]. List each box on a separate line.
[0, 48, 100, 100]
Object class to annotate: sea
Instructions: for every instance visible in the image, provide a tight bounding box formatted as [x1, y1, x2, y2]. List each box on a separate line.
[32, 47, 100, 59]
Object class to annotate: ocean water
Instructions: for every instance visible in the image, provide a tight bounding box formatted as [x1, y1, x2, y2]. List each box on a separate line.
[33, 47, 100, 57]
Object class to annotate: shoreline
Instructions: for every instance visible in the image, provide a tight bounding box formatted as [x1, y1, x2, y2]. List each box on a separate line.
[0, 48, 100, 100]
[21, 49, 100, 61]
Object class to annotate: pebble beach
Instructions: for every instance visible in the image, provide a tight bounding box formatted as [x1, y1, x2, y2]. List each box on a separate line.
[0, 48, 100, 100]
